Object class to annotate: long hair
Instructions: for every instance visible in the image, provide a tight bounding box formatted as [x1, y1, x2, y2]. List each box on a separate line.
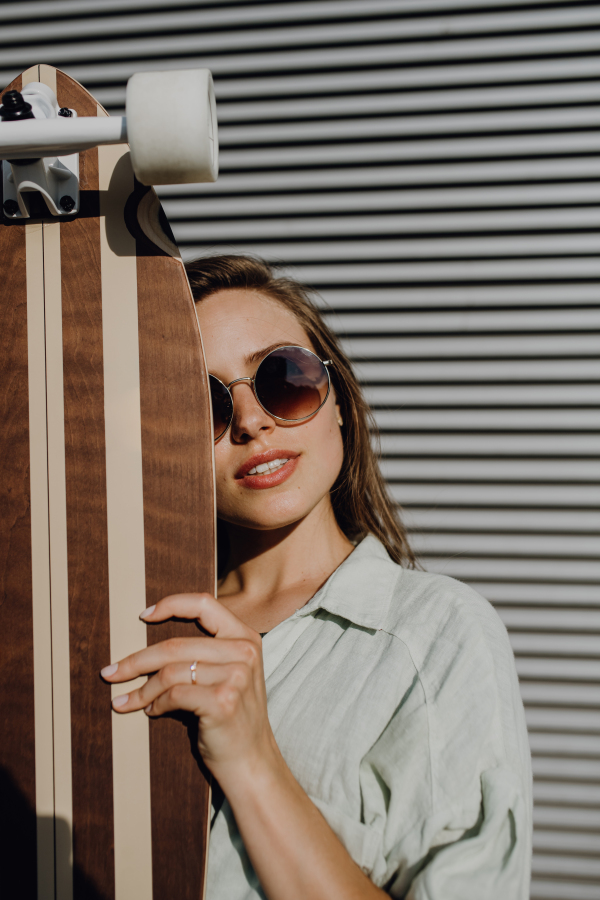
[185, 254, 416, 568]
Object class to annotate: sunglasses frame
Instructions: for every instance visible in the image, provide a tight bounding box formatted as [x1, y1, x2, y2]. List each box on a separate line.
[209, 345, 332, 441]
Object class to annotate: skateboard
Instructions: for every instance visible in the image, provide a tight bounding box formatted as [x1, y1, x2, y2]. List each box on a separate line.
[0, 65, 218, 900]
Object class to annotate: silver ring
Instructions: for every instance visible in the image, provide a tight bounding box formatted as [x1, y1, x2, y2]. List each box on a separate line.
[190, 660, 198, 685]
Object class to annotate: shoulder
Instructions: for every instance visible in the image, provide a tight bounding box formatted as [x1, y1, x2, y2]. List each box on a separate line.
[373, 557, 529, 775]
[382, 565, 513, 673]
[335, 536, 511, 668]
[348, 541, 524, 740]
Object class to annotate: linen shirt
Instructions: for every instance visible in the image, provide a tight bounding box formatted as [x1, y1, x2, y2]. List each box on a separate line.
[206, 535, 532, 899]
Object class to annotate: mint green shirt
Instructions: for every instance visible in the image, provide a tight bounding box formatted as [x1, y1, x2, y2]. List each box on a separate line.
[206, 536, 532, 899]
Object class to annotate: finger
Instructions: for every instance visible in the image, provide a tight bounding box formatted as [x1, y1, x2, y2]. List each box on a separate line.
[111, 660, 247, 713]
[143, 592, 258, 642]
[101, 635, 261, 684]
[147, 683, 222, 719]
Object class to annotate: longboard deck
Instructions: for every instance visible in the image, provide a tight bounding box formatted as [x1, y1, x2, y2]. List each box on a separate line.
[0, 65, 215, 900]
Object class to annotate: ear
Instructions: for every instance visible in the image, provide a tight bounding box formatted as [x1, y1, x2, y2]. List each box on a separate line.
[335, 400, 343, 427]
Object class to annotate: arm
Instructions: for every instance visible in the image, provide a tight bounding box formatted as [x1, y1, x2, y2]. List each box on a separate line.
[101, 593, 385, 900]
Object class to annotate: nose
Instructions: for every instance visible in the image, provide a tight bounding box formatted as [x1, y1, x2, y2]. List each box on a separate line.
[229, 381, 274, 443]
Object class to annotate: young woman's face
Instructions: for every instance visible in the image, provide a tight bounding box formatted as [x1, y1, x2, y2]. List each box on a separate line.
[196, 289, 344, 532]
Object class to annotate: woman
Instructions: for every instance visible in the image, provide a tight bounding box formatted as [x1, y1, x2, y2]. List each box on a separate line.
[101, 255, 532, 899]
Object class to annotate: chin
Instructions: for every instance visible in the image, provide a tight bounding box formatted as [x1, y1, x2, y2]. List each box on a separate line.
[218, 490, 321, 533]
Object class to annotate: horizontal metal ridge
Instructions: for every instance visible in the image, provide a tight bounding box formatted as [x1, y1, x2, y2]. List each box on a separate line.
[383, 434, 600, 456]
[324, 285, 600, 310]
[4, 1, 600, 46]
[523, 683, 600, 706]
[470, 583, 600, 605]
[526, 708, 600, 731]
[368, 384, 600, 405]
[345, 335, 600, 359]
[413, 532, 600, 559]
[269, 259, 600, 281]
[157, 159, 600, 194]
[406, 508, 600, 534]
[336, 307, 600, 332]
[0, 0, 589, 25]
[359, 360, 600, 381]
[172, 209, 600, 237]
[422, 555, 600, 581]
[375, 411, 600, 430]
[531, 878, 600, 900]
[392, 483, 600, 508]
[163, 185, 600, 218]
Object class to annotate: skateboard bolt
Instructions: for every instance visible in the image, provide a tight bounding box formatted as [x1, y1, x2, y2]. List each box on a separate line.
[59, 195, 76, 212]
[0, 90, 34, 121]
[58, 107, 73, 117]
[3, 199, 19, 216]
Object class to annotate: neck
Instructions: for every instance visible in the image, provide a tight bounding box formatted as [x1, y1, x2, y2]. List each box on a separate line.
[218, 497, 354, 632]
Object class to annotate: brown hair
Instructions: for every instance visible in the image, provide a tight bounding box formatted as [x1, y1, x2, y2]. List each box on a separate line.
[185, 254, 416, 568]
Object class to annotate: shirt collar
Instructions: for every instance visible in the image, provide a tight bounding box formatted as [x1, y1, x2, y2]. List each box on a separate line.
[295, 534, 401, 631]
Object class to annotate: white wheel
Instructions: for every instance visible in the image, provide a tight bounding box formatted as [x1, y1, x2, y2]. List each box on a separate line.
[126, 68, 218, 186]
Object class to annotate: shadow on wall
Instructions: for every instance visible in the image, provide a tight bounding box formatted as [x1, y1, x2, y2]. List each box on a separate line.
[0, 765, 106, 900]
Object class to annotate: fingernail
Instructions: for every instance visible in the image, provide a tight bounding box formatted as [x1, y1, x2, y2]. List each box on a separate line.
[101, 663, 118, 678]
[112, 694, 129, 709]
[144, 703, 153, 714]
[140, 605, 156, 620]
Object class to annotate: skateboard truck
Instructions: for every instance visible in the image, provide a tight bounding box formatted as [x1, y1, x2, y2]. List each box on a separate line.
[1, 82, 80, 218]
[1, 68, 218, 220]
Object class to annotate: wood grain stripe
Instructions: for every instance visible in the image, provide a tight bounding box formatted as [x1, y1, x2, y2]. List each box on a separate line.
[57, 68, 115, 900]
[98, 144, 153, 900]
[0, 64, 38, 895]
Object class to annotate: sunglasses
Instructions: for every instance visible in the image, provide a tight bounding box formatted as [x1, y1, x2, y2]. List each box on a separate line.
[209, 345, 332, 441]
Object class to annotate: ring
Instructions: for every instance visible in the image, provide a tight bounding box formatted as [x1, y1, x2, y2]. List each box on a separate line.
[190, 661, 198, 685]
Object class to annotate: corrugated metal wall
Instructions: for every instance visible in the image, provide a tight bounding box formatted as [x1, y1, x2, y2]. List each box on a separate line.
[2, 2, 599, 897]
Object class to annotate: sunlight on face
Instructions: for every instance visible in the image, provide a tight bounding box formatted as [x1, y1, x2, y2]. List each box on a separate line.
[196, 289, 344, 532]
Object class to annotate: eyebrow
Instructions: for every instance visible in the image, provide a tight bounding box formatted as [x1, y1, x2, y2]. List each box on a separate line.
[244, 342, 294, 367]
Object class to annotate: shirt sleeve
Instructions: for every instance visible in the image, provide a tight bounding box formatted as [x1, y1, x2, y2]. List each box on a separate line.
[358, 583, 532, 899]
[400, 767, 530, 900]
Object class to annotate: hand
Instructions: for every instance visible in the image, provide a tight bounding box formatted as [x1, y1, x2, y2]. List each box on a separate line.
[100, 594, 278, 785]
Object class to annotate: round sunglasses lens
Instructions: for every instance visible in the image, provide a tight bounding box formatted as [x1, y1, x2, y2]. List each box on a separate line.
[209, 375, 233, 439]
[254, 347, 329, 421]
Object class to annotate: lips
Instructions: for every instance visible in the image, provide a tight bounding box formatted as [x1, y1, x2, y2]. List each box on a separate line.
[236, 449, 299, 480]
[235, 450, 300, 490]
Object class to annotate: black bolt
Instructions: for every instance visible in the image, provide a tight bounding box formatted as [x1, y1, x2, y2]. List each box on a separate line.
[3, 199, 19, 216]
[58, 107, 73, 118]
[0, 90, 34, 121]
[59, 195, 76, 212]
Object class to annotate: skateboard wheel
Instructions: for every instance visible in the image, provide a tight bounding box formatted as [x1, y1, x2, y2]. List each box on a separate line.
[126, 69, 218, 186]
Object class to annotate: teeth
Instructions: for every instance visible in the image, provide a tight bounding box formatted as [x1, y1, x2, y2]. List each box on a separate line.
[247, 458, 290, 476]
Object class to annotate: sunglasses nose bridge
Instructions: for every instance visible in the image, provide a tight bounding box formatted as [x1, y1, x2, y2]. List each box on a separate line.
[226, 376, 254, 389]
[228, 375, 271, 418]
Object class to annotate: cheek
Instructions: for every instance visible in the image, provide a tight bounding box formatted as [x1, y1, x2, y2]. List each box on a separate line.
[319, 416, 345, 481]
[213, 444, 236, 497]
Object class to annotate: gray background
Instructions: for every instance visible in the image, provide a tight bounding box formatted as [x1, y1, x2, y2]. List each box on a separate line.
[2, 1, 599, 897]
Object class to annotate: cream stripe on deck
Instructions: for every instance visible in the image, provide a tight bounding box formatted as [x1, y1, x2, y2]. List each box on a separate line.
[98, 140, 153, 900]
